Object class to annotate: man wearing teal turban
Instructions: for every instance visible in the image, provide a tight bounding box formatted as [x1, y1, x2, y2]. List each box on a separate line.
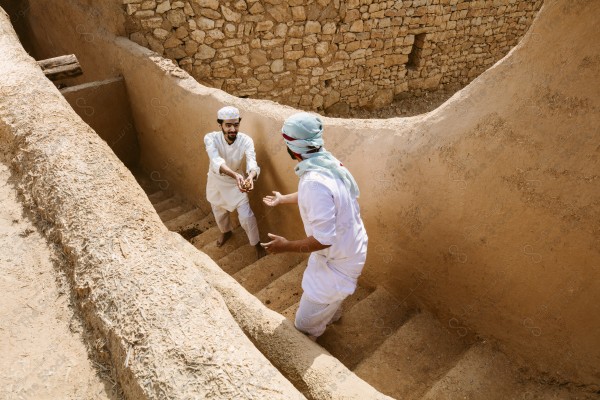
[261, 112, 368, 339]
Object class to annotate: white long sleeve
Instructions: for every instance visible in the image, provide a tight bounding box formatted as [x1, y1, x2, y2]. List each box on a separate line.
[204, 133, 226, 175]
[203, 131, 260, 212]
[244, 139, 260, 178]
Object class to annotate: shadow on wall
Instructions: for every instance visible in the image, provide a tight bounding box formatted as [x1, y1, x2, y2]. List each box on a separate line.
[0, 0, 35, 56]
[0, 0, 140, 169]
[61, 77, 141, 169]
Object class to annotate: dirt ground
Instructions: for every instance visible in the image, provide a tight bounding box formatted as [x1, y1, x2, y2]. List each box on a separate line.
[325, 87, 457, 119]
[0, 162, 119, 400]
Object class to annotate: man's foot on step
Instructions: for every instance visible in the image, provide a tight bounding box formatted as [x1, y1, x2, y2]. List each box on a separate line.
[216, 231, 232, 247]
[255, 243, 267, 260]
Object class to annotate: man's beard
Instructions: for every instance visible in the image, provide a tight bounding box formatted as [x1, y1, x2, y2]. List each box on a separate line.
[223, 130, 237, 143]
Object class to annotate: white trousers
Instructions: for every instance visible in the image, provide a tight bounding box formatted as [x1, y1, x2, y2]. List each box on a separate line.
[211, 201, 259, 245]
[295, 293, 345, 337]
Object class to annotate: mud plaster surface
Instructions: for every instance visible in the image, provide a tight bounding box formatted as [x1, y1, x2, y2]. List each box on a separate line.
[0, 163, 118, 400]
[0, 8, 305, 398]
[0, 3, 598, 396]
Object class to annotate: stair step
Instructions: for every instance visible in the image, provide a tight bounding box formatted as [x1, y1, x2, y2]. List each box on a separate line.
[280, 284, 373, 323]
[165, 208, 207, 232]
[200, 226, 248, 260]
[353, 312, 469, 400]
[147, 190, 169, 204]
[154, 197, 179, 213]
[420, 342, 591, 400]
[232, 253, 307, 294]
[217, 244, 258, 274]
[178, 213, 216, 241]
[317, 286, 412, 369]
[159, 204, 191, 222]
[191, 226, 222, 249]
[134, 172, 160, 194]
[255, 260, 307, 312]
[280, 300, 300, 321]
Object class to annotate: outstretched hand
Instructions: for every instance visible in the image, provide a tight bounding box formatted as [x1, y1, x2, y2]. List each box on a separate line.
[263, 191, 283, 207]
[243, 176, 254, 192]
[260, 233, 289, 254]
[235, 174, 246, 192]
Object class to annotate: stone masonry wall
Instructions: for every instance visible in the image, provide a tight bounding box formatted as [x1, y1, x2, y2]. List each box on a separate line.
[123, 0, 542, 112]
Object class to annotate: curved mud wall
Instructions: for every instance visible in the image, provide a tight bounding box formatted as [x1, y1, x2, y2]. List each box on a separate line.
[9, 0, 600, 388]
[123, 0, 542, 111]
[1, 6, 395, 399]
[0, 0, 127, 84]
[0, 8, 304, 399]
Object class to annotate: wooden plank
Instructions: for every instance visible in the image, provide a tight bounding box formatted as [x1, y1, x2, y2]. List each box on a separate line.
[37, 54, 82, 81]
[36, 54, 77, 69]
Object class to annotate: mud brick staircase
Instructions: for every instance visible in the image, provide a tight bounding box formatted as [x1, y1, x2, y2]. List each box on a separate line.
[135, 173, 597, 400]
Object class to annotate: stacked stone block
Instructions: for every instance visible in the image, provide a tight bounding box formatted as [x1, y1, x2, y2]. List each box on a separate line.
[124, 0, 542, 111]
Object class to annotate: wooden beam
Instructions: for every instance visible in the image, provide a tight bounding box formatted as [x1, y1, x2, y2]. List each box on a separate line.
[37, 54, 82, 81]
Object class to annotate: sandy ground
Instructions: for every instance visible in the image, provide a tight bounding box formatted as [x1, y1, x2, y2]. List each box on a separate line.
[324, 87, 456, 119]
[0, 162, 119, 400]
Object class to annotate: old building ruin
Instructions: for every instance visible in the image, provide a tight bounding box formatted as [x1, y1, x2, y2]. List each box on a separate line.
[0, 0, 599, 399]
[124, 0, 542, 113]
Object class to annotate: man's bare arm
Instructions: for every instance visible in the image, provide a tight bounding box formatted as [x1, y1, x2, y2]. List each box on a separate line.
[263, 191, 298, 206]
[261, 233, 330, 254]
[219, 164, 245, 191]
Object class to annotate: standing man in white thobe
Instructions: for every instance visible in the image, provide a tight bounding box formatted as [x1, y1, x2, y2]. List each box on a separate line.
[204, 106, 266, 259]
[261, 112, 368, 340]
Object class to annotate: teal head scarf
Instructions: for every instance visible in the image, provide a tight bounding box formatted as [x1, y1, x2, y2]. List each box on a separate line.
[282, 112, 360, 198]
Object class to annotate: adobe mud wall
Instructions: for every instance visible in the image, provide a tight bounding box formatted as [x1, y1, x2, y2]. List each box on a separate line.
[61, 77, 140, 169]
[8, 0, 599, 390]
[1, 6, 394, 400]
[0, 8, 304, 399]
[123, 0, 542, 112]
[0, 0, 127, 85]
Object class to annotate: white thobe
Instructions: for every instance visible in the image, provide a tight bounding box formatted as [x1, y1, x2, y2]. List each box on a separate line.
[204, 131, 260, 212]
[297, 170, 368, 304]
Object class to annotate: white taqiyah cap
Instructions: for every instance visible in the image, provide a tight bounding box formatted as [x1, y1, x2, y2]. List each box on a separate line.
[217, 106, 240, 120]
